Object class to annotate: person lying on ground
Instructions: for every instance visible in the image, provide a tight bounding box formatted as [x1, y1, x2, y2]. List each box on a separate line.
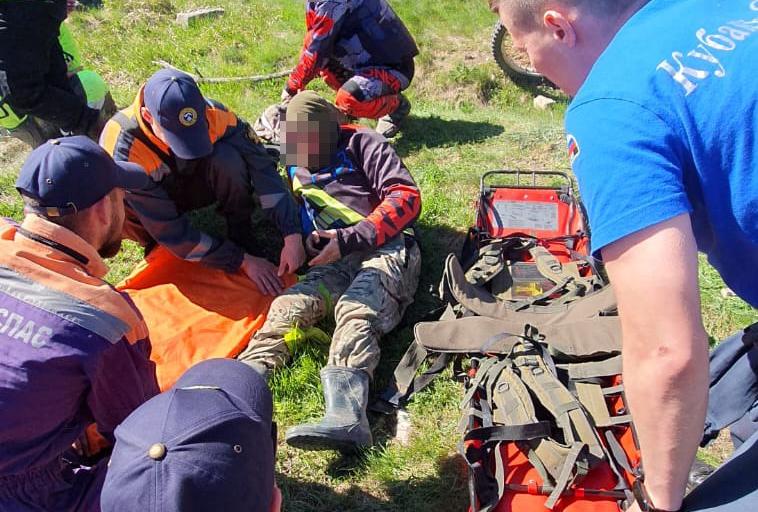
[101, 358, 281, 512]
[281, 0, 419, 138]
[0, 136, 160, 512]
[100, 69, 305, 296]
[0, 0, 105, 141]
[488, 1, 757, 511]
[237, 91, 422, 452]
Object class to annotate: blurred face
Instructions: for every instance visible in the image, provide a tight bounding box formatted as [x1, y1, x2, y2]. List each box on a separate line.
[98, 188, 125, 259]
[281, 117, 338, 169]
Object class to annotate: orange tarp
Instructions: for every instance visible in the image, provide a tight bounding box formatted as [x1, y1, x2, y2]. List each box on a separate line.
[117, 246, 294, 391]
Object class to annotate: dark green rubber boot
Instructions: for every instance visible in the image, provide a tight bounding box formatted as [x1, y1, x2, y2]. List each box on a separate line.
[285, 366, 372, 453]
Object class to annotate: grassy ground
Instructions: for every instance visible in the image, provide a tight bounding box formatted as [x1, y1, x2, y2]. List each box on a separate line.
[0, 0, 755, 510]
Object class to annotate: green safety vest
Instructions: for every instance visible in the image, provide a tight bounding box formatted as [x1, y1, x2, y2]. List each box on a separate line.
[289, 166, 366, 230]
[288, 157, 414, 238]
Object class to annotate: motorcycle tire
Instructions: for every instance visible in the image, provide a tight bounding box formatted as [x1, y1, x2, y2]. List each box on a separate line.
[491, 21, 555, 89]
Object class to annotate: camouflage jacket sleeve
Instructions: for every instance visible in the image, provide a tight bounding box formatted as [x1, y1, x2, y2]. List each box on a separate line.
[125, 181, 245, 273]
[286, 1, 349, 94]
[336, 131, 421, 254]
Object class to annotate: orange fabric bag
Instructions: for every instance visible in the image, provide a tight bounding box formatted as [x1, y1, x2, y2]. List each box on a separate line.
[117, 246, 294, 390]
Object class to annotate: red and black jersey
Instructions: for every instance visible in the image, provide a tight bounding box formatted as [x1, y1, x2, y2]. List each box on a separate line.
[288, 126, 421, 254]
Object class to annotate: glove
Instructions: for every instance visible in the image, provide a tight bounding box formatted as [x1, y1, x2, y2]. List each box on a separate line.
[280, 88, 295, 106]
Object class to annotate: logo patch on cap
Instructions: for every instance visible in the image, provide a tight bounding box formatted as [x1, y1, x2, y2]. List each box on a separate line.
[179, 107, 198, 127]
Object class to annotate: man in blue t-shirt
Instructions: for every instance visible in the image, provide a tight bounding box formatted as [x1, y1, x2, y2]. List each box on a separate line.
[489, 0, 757, 511]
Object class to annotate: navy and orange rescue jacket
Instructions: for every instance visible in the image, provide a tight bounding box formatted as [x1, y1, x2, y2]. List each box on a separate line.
[100, 88, 300, 272]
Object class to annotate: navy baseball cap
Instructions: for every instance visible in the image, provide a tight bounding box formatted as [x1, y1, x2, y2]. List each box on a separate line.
[143, 69, 213, 160]
[101, 359, 276, 512]
[16, 136, 147, 217]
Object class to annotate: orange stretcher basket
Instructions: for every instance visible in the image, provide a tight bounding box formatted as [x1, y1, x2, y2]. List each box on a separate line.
[468, 170, 590, 259]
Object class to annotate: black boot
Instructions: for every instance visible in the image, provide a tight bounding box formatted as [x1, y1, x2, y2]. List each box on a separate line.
[285, 366, 372, 453]
[5, 116, 57, 149]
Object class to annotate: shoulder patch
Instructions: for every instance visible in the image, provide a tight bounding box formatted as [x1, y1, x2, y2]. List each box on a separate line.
[567, 134, 580, 164]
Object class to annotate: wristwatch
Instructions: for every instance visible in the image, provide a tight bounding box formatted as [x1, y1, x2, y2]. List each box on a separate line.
[632, 479, 680, 512]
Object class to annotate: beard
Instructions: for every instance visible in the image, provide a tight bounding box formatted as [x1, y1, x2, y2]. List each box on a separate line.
[98, 204, 124, 259]
[98, 236, 123, 259]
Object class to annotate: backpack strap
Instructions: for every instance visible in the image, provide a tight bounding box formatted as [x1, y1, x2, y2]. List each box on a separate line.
[507, 339, 606, 509]
[440, 253, 618, 324]
[375, 305, 457, 411]
[464, 237, 535, 286]
[487, 360, 561, 487]
[513, 341, 604, 459]
[544, 442, 590, 509]
[575, 381, 632, 428]
[376, 340, 453, 411]
[557, 355, 623, 379]
[530, 245, 580, 283]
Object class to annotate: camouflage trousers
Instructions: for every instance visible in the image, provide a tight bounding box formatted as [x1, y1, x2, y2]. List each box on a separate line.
[237, 233, 421, 378]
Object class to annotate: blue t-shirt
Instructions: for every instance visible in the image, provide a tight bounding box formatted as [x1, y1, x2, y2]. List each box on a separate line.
[565, 0, 758, 307]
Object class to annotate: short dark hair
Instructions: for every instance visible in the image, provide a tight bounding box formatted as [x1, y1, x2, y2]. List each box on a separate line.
[21, 195, 88, 234]
[489, 0, 640, 27]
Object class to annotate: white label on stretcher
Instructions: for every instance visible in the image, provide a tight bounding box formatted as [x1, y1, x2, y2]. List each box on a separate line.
[492, 201, 558, 231]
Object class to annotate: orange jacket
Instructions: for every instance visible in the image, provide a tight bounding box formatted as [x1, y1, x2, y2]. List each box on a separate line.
[0, 215, 158, 479]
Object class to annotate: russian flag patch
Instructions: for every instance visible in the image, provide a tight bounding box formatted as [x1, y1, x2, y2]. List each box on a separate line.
[567, 134, 580, 164]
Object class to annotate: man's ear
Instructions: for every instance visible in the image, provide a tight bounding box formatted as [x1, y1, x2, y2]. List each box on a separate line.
[140, 106, 153, 124]
[543, 10, 576, 47]
[90, 195, 111, 226]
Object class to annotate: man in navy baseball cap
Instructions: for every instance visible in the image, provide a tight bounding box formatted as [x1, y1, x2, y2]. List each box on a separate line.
[1, 136, 159, 511]
[100, 69, 305, 299]
[16, 135, 149, 258]
[101, 358, 282, 512]
[141, 69, 213, 159]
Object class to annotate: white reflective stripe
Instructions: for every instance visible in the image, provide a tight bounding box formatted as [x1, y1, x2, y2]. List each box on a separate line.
[150, 164, 171, 182]
[0, 265, 129, 344]
[258, 192, 285, 209]
[184, 233, 215, 262]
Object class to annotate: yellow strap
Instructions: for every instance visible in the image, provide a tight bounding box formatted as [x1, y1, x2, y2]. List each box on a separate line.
[293, 181, 366, 229]
[283, 324, 332, 355]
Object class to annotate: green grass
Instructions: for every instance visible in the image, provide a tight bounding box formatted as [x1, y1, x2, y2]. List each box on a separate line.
[0, 0, 755, 509]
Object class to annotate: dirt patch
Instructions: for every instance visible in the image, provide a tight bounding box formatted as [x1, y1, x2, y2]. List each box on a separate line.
[413, 35, 497, 106]
[0, 138, 29, 175]
[701, 429, 734, 466]
[120, 0, 175, 28]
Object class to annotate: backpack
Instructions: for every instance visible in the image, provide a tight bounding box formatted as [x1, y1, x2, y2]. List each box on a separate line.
[377, 171, 643, 511]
